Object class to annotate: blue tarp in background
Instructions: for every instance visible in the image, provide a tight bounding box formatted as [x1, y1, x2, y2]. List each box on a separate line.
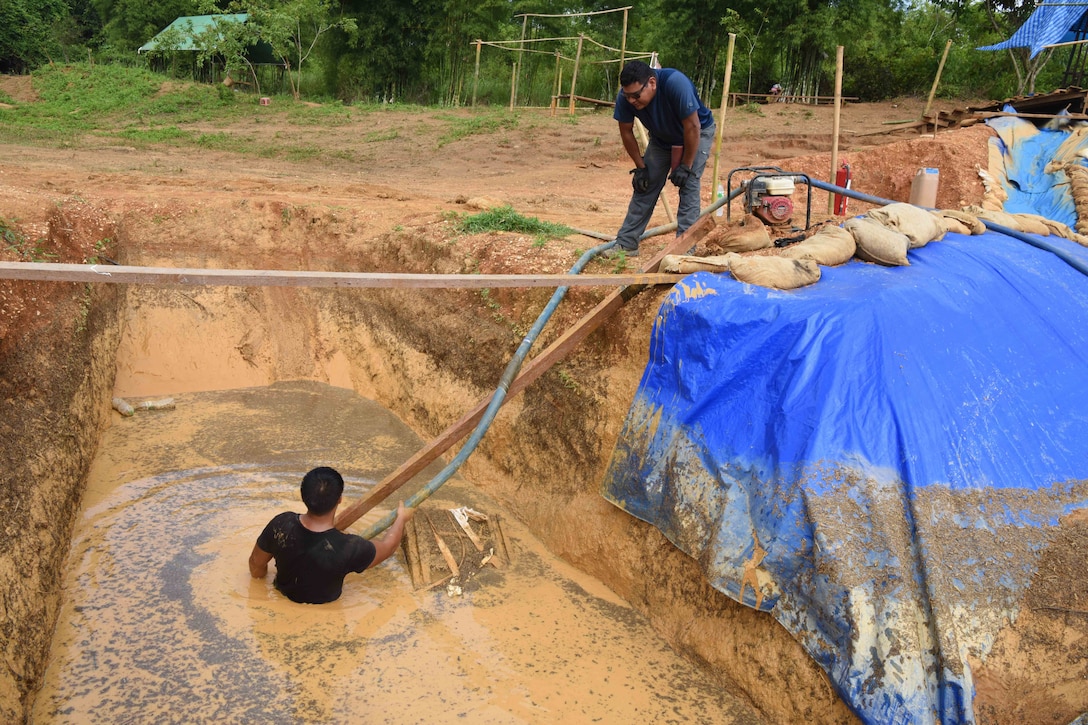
[978, 2, 1088, 58]
[601, 161, 1088, 721]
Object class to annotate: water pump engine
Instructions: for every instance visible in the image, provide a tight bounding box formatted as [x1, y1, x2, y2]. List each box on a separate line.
[746, 176, 795, 225]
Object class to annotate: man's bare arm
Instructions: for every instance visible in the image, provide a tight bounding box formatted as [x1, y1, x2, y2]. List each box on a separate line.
[249, 543, 272, 578]
[370, 502, 416, 568]
[679, 111, 700, 167]
[618, 122, 643, 167]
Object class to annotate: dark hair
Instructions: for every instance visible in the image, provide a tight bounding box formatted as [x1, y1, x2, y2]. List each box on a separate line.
[300, 466, 344, 515]
[620, 60, 654, 87]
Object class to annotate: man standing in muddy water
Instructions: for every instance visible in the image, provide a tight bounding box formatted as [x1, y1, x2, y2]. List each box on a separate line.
[249, 466, 415, 604]
[609, 59, 716, 257]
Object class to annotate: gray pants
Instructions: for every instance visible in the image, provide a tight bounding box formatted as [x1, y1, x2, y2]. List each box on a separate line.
[615, 122, 716, 252]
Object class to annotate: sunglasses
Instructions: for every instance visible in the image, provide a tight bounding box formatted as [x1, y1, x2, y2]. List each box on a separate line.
[623, 79, 649, 101]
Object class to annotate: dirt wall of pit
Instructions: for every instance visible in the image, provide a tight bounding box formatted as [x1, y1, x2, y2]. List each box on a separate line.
[0, 205, 126, 723]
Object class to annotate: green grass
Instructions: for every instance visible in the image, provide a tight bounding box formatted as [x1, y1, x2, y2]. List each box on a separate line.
[0, 63, 362, 157]
[117, 125, 191, 144]
[454, 206, 572, 246]
[0, 63, 533, 166]
[435, 111, 520, 147]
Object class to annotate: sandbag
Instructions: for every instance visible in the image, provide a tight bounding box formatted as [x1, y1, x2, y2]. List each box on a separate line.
[939, 217, 973, 236]
[780, 225, 855, 267]
[845, 217, 910, 266]
[1011, 213, 1053, 236]
[662, 254, 731, 274]
[936, 209, 986, 235]
[967, 207, 1024, 231]
[725, 252, 820, 290]
[1037, 217, 1088, 246]
[1064, 163, 1088, 236]
[865, 202, 945, 248]
[701, 215, 773, 253]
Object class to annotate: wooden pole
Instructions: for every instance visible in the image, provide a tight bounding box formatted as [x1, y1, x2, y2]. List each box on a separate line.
[333, 216, 715, 532]
[568, 34, 584, 116]
[552, 66, 563, 117]
[509, 64, 517, 111]
[828, 46, 844, 215]
[619, 8, 629, 79]
[551, 52, 563, 117]
[922, 39, 953, 119]
[0, 262, 680, 289]
[472, 40, 482, 107]
[710, 33, 736, 205]
[516, 15, 528, 107]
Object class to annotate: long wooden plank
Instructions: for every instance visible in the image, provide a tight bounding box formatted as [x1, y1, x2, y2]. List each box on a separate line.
[0, 262, 678, 289]
[334, 217, 713, 531]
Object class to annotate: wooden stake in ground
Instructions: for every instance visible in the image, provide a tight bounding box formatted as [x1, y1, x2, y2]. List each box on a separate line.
[922, 39, 953, 120]
[710, 33, 736, 197]
[509, 64, 517, 111]
[568, 34, 584, 116]
[828, 45, 844, 215]
[472, 40, 482, 107]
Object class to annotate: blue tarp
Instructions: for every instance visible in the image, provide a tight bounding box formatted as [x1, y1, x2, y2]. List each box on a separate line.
[988, 113, 1088, 228]
[978, 3, 1088, 58]
[601, 231, 1088, 724]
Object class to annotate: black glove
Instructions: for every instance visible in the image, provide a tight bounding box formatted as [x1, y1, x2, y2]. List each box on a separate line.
[669, 163, 693, 188]
[630, 166, 650, 194]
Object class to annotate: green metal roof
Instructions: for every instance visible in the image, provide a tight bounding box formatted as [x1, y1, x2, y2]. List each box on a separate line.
[137, 14, 249, 54]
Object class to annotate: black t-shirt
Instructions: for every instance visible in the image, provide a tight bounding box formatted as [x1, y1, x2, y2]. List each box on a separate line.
[256, 512, 377, 604]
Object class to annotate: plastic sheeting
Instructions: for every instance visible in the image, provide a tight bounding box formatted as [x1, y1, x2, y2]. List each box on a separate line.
[977, 3, 1088, 58]
[601, 232, 1088, 724]
[987, 110, 1088, 227]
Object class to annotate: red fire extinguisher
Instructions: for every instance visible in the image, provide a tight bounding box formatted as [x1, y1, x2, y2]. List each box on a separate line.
[834, 161, 852, 216]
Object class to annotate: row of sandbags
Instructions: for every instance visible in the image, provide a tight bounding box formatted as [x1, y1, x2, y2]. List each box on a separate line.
[662, 203, 1084, 290]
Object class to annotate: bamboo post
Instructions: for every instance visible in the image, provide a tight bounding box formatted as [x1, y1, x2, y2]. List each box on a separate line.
[509, 64, 517, 111]
[472, 40, 482, 107]
[828, 45, 844, 215]
[516, 15, 528, 107]
[619, 9, 629, 79]
[552, 50, 562, 114]
[568, 34, 585, 116]
[710, 33, 736, 204]
[552, 65, 563, 117]
[922, 39, 953, 119]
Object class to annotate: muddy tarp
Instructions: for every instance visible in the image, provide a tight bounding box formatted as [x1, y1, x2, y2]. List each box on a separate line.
[601, 232, 1088, 725]
[987, 113, 1088, 227]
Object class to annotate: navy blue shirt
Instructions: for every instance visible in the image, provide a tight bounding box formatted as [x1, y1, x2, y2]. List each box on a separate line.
[257, 512, 377, 604]
[614, 68, 714, 148]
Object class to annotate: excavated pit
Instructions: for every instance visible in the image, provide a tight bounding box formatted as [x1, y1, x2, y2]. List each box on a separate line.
[1, 199, 856, 724]
[9, 101, 1058, 723]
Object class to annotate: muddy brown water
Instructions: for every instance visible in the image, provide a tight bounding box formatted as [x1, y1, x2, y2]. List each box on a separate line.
[33, 381, 763, 724]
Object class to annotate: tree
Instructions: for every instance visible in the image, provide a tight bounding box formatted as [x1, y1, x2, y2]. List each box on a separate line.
[192, 15, 264, 92]
[212, 0, 355, 99]
[0, 0, 67, 72]
[91, 0, 199, 52]
[722, 7, 770, 97]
